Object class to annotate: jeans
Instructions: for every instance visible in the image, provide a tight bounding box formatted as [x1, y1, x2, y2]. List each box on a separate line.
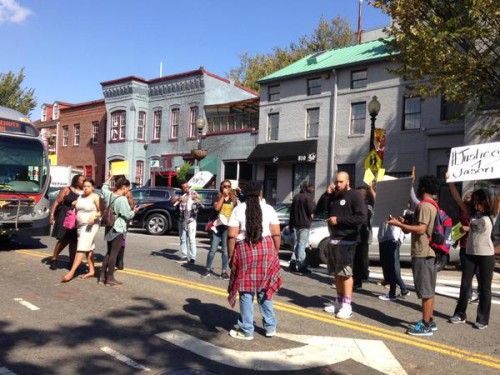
[179, 220, 197, 259]
[206, 225, 228, 271]
[238, 291, 277, 336]
[379, 240, 407, 296]
[454, 254, 495, 325]
[291, 228, 310, 269]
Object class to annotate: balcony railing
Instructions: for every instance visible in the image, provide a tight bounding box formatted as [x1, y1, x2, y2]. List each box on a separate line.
[207, 113, 259, 133]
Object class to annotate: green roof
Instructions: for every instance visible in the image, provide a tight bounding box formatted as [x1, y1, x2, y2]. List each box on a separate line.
[258, 39, 394, 83]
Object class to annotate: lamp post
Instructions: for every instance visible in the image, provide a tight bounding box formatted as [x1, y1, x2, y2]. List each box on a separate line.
[368, 95, 381, 151]
[191, 115, 207, 169]
[196, 115, 205, 150]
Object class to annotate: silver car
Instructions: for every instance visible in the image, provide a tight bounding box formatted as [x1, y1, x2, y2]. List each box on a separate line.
[281, 220, 460, 270]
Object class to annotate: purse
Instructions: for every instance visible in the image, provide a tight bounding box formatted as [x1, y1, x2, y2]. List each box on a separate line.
[63, 209, 77, 230]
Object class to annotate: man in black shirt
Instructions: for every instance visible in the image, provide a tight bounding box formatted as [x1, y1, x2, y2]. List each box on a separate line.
[289, 181, 315, 273]
[323, 172, 367, 319]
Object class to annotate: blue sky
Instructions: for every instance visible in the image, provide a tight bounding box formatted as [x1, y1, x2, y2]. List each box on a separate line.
[1, 0, 390, 118]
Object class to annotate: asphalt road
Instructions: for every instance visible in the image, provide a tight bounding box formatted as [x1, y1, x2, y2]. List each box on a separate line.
[0, 229, 499, 375]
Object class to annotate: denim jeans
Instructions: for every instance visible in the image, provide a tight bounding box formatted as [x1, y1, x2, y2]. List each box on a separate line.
[379, 240, 407, 297]
[206, 225, 228, 271]
[292, 228, 310, 269]
[238, 291, 277, 336]
[179, 220, 197, 259]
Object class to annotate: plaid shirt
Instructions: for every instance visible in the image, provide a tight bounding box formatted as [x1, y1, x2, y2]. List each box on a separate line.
[227, 236, 282, 307]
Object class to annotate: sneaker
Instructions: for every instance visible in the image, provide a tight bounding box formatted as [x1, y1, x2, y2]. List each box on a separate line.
[220, 271, 230, 280]
[324, 300, 341, 314]
[189, 259, 195, 264]
[378, 294, 398, 301]
[409, 319, 438, 332]
[229, 329, 253, 340]
[407, 321, 433, 336]
[400, 290, 411, 297]
[474, 322, 488, 330]
[265, 330, 276, 337]
[336, 304, 352, 320]
[180, 257, 188, 262]
[289, 262, 297, 272]
[201, 269, 211, 278]
[469, 297, 479, 305]
[449, 315, 466, 324]
[297, 267, 311, 274]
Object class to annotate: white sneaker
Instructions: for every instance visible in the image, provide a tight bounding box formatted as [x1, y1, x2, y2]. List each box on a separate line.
[324, 300, 341, 314]
[336, 304, 352, 319]
[229, 329, 253, 340]
[265, 330, 276, 337]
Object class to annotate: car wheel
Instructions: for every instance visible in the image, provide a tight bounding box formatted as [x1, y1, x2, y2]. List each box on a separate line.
[318, 239, 329, 265]
[435, 253, 449, 272]
[146, 213, 170, 235]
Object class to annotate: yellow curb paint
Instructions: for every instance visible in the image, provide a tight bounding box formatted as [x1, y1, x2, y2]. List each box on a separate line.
[16, 249, 500, 370]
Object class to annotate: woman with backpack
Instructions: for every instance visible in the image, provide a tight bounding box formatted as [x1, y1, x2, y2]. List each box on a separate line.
[99, 172, 141, 286]
[448, 183, 499, 329]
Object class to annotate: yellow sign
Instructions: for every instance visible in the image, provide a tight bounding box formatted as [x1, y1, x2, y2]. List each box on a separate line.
[363, 169, 375, 185]
[111, 160, 129, 176]
[364, 150, 382, 173]
[377, 168, 386, 181]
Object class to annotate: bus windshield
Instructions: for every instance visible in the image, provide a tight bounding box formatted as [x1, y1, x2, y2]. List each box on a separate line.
[0, 135, 48, 194]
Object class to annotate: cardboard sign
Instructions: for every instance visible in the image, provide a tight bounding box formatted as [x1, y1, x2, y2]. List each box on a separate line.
[372, 177, 413, 226]
[363, 169, 375, 185]
[447, 142, 500, 182]
[188, 171, 214, 189]
[111, 161, 129, 176]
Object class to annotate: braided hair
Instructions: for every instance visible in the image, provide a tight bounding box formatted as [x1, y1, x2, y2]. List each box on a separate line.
[244, 181, 263, 244]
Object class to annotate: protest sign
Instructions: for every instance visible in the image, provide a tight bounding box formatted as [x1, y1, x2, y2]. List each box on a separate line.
[451, 222, 466, 243]
[372, 177, 413, 226]
[447, 142, 500, 182]
[188, 171, 213, 189]
[111, 160, 129, 176]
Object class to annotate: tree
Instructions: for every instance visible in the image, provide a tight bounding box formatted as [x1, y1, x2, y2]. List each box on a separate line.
[227, 16, 354, 91]
[370, 0, 500, 105]
[0, 68, 37, 115]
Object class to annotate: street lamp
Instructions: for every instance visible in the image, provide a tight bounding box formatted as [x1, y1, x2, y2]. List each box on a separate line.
[191, 115, 208, 166]
[368, 95, 381, 151]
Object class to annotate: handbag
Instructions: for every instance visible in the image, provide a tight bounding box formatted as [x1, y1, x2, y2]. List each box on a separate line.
[63, 209, 77, 230]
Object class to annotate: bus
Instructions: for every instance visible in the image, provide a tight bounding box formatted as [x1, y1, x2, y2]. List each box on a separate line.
[0, 106, 51, 239]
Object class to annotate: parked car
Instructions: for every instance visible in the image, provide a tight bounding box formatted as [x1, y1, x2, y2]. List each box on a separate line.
[273, 203, 291, 230]
[129, 188, 218, 235]
[281, 220, 460, 270]
[131, 186, 181, 202]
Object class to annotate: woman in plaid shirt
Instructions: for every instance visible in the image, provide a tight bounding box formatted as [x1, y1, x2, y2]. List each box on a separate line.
[227, 181, 283, 340]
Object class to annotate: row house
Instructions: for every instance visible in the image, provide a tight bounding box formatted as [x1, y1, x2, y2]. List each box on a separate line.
[100, 68, 258, 187]
[255, 34, 466, 208]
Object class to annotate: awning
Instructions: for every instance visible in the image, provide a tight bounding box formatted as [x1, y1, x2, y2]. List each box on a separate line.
[247, 140, 317, 164]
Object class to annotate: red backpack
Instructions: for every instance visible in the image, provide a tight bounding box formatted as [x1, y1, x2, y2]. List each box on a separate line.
[419, 199, 453, 255]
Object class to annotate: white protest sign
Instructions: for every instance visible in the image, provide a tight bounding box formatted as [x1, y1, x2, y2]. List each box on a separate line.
[447, 142, 500, 182]
[188, 171, 213, 189]
[372, 177, 413, 226]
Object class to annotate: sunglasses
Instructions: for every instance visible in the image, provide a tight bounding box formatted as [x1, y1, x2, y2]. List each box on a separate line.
[222, 185, 231, 188]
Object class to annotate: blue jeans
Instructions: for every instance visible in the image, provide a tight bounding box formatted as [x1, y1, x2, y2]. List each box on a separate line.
[206, 225, 228, 271]
[379, 240, 407, 297]
[238, 291, 277, 336]
[179, 220, 197, 259]
[291, 228, 310, 269]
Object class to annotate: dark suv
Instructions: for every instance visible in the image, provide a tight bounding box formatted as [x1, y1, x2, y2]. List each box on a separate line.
[131, 187, 180, 202]
[130, 188, 218, 235]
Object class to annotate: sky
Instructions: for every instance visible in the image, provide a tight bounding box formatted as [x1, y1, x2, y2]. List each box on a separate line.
[1, 0, 390, 118]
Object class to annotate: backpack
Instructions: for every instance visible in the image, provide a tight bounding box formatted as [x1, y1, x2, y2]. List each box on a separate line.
[420, 199, 452, 255]
[101, 195, 119, 228]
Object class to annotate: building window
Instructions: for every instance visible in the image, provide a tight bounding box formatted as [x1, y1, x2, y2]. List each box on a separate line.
[41, 105, 47, 122]
[91, 121, 99, 144]
[62, 126, 69, 147]
[403, 97, 421, 130]
[293, 164, 316, 196]
[267, 113, 279, 141]
[110, 111, 126, 140]
[350, 102, 366, 135]
[73, 124, 80, 146]
[337, 163, 356, 187]
[84, 165, 92, 179]
[135, 160, 144, 186]
[53, 103, 59, 120]
[189, 106, 199, 138]
[153, 110, 162, 140]
[440, 98, 464, 121]
[170, 108, 179, 139]
[306, 108, 319, 138]
[307, 77, 321, 95]
[268, 85, 280, 102]
[137, 111, 146, 140]
[351, 70, 367, 89]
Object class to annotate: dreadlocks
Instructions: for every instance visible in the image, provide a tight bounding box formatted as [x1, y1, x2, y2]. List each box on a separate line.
[244, 181, 263, 244]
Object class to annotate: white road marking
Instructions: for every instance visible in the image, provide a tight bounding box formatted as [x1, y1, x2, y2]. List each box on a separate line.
[100, 346, 151, 371]
[156, 330, 407, 374]
[0, 366, 17, 374]
[13, 298, 40, 311]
